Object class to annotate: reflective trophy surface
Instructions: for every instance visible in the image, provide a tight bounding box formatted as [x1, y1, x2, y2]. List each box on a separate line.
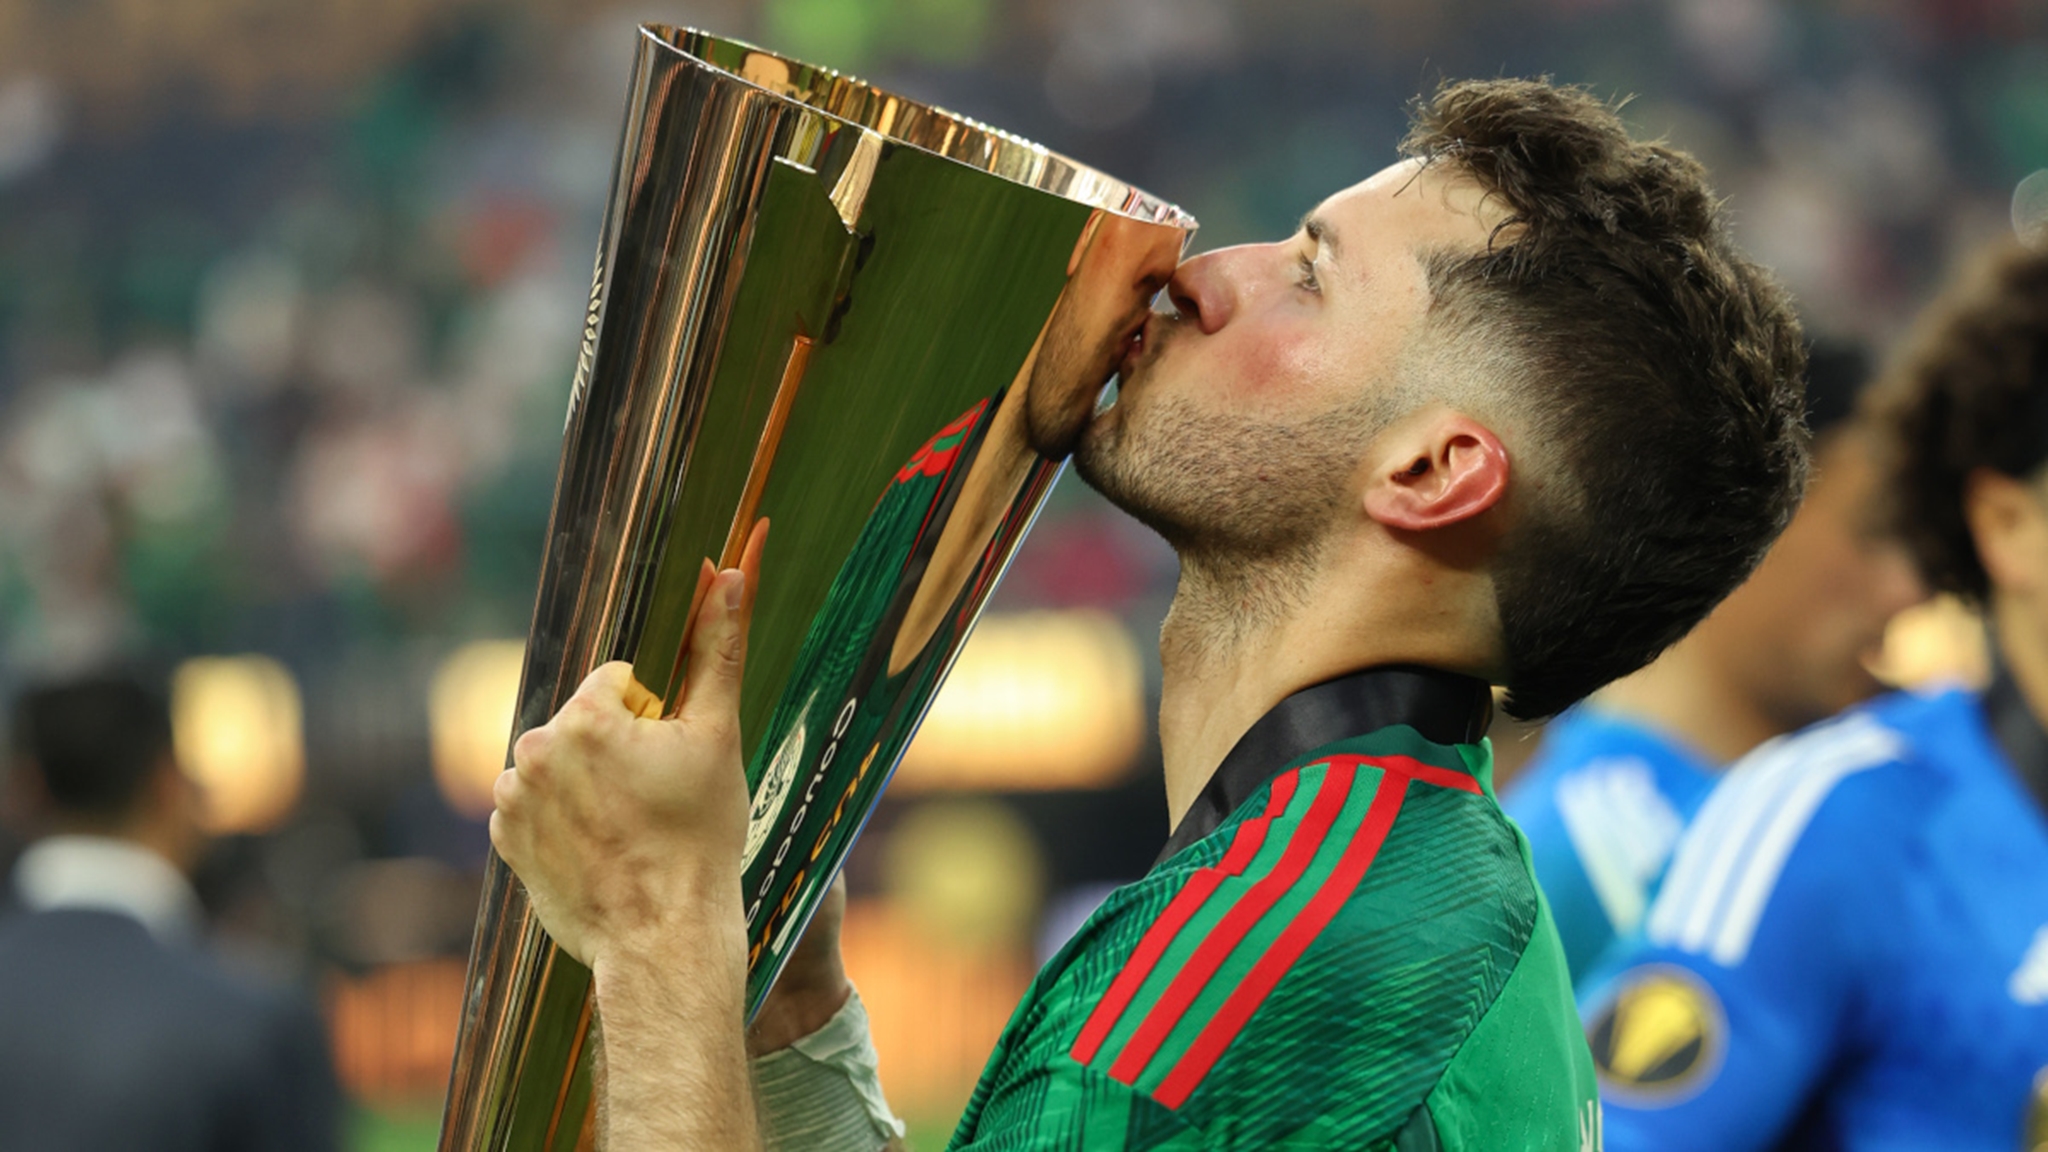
[436, 26, 1194, 1151]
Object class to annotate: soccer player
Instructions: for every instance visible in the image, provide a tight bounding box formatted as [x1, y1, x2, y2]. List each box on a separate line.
[488, 79, 1808, 1150]
[1588, 242, 2048, 1150]
[1504, 343, 1926, 985]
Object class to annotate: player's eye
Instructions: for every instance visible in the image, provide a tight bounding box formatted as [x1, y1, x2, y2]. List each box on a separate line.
[1296, 253, 1321, 295]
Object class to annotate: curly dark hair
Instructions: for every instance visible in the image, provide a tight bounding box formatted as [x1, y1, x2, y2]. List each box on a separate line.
[1402, 79, 1810, 720]
[1870, 241, 2048, 602]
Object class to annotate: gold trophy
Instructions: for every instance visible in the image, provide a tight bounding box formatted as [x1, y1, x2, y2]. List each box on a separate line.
[435, 26, 1193, 1152]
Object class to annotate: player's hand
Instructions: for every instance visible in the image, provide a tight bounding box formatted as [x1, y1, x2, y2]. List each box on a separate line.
[748, 875, 853, 1055]
[490, 529, 767, 972]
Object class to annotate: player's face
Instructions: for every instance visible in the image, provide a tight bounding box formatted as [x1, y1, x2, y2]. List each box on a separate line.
[1699, 427, 1928, 728]
[1076, 159, 1502, 553]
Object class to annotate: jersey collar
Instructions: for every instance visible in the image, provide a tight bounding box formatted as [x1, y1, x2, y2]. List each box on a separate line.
[1158, 665, 1493, 863]
[1984, 661, 2048, 818]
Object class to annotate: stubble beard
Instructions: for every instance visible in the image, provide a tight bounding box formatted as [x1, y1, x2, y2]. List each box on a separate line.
[1075, 363, 1392, 650]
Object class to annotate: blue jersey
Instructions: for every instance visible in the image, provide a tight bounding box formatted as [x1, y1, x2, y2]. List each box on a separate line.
[1503, 708, 1719, 984]
[1587, 687, 2048, 1152]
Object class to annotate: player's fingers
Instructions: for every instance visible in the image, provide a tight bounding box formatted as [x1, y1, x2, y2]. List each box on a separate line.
[511, 725, 548, 779]
[492, 764, 524, 813]
[620, 672, 664, 721]
[569, 661, 645, 720]
[488, 807, 521, 867]
[676, 567, 750, 740]
[663, 559, 720, 724]
[738, 518, 770, 617]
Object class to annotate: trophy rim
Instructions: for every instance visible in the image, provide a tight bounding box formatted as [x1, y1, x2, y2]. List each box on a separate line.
[641, 24, 1195, 230]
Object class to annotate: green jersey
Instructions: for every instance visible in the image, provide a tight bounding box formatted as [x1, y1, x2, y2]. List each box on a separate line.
[948, 668, 1602, 1150]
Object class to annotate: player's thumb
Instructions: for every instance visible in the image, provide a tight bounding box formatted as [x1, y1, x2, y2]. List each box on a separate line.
[678, 566, 750, 737]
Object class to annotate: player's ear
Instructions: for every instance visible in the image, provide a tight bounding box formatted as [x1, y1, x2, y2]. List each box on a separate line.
[1362, 411, 1509, 533]
[1965, 467, 2048, 595]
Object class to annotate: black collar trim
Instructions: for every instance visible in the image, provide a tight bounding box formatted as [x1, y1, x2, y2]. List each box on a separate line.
[1157, 665, 1494, 864]
[1984, 662, 2048, 818]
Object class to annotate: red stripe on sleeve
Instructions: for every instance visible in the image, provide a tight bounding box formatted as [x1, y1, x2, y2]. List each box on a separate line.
[1151, 771, 1411, 1108]
[1105, 763, 1357, 1085]
[1070, 772, 1302, 1064]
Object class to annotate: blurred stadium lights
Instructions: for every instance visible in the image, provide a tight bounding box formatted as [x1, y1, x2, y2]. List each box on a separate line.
[840, 892, 1036, 1124]
[324, 857, 481, 967]
[326, 957, 467, 1108]
[882, 798, 1046, 949]
[824, 798, 1051, 1125]
[170, 654, 306, 834]
[429, 639, 525, 819]
[0, 74, 62, 186]
[894, 610, 1144, 793]
[428, 611, 1143, 815]
[1870, 593, 1990, 691]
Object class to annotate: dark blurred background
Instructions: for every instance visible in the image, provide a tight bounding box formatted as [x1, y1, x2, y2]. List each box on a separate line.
[0, 0, 2029, 1145]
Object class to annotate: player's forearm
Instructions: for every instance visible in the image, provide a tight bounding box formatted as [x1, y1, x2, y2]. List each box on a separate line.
[590, 908, 760, 1152]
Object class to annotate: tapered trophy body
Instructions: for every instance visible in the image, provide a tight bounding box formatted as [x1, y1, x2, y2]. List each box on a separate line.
[436, 27, 1193, 1151]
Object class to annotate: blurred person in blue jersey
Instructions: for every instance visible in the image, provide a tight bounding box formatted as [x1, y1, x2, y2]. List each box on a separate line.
[1588, 241, 2048, 1151]
[0, 674, 341, 1152]
[1503, 342, 1926, 984]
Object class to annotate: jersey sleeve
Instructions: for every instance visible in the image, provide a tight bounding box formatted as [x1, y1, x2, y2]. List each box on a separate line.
[1587, 725, 1911, 1152]
[952, 1054, 1206, 1152]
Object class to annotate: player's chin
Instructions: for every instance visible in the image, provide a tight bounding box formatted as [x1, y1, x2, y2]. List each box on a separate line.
[1071, 413, 1121, 489]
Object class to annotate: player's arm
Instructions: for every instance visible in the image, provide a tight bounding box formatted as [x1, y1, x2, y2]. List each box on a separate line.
[747, 880, 909, 1152]
[493, 538, 908, 1151]
[1588, 736, 1903, 1152]
[491, 562, 764, 1151]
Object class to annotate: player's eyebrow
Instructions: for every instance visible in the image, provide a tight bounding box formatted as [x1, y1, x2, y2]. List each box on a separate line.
[1300, 213, 1340, 259]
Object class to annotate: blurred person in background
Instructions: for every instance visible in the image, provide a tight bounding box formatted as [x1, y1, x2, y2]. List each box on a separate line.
[488, 78, 1808, 1151]
[0, 674, 341, 1152]
[1588, 241, 2048, 1151]
[1503, 341, 1927, 985]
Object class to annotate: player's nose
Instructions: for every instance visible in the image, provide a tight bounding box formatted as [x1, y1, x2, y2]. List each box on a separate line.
[1164, 246, 1251, 335]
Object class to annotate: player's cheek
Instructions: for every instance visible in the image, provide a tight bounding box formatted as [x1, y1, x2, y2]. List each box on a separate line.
[1220, 322, 1340, 408]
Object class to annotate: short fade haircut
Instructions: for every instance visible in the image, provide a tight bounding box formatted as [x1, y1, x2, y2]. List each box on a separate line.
[1871, 241, 2048, 602]
[12, 674, 175, 821]
[1402, 79, 1810, 720]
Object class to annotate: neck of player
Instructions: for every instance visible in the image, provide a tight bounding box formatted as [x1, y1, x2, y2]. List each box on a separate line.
[1154, 539, 1498, 832]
